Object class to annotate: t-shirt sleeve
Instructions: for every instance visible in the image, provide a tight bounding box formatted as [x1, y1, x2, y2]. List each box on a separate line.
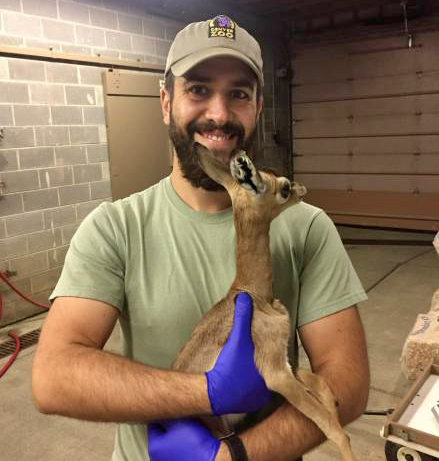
[49, 203, 125, 312]
[297, 210, 367, 326]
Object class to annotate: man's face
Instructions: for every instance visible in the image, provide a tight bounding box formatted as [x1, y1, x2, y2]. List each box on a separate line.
[161, 57, 263, 191]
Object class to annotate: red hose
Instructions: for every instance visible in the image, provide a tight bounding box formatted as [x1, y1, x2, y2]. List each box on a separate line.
[0, 331, 20, 379]
[0, 271, 50, 311]
[0, 271, 50, 378]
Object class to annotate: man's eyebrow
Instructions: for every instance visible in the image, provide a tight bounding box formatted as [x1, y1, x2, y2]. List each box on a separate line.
[231, 78, 255, 91]
[183, 73, 212, 83]
[183, 74, 255, 91]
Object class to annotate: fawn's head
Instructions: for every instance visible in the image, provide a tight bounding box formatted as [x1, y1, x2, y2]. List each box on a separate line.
[194, 143, 306, 221]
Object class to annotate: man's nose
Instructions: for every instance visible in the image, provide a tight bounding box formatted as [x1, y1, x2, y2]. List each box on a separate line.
[204, 94, 231, 126]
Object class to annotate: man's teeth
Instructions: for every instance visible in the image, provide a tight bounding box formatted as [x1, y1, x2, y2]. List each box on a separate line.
[202, 133, 233, 141]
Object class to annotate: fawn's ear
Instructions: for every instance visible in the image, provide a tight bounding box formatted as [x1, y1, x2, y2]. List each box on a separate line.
[194, 143, 234, 188]
[230, 151, 266, 195]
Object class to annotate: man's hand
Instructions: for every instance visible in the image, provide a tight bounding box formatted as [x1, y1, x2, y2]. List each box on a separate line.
[206, 292, 272, 415]
[147, 418, 220, 461]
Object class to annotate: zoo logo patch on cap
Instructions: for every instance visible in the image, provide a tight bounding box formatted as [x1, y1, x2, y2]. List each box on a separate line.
[208, 15, 236, 40]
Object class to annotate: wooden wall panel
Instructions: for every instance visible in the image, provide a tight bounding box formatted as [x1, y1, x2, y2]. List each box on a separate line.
[293, 72, 439, 103]
[294, 113, 439, 137]
[295, 173, 439, 193]
[292, 31, 439, 230]
[293, 32, 439, 83]
[294, 135, 439, 156]
[303, 189, 439, 231]
[330, 214, 439, 231]
[294, 94, 439, 120]
[304, 189, 438, 218]
[294, 154, 439, 174]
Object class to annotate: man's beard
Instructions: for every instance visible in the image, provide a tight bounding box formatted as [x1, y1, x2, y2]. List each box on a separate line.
[169, 114, 258, 191]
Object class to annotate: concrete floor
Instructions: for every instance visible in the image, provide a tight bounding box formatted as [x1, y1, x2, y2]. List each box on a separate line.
[0, 227, 438, 460]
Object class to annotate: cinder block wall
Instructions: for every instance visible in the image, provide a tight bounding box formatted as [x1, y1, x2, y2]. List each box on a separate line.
[0, 0, 183, 326]
[0, 0, 280, 327]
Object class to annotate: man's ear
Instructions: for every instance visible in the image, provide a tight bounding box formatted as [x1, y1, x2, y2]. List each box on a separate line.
[160, 87, 170, 126]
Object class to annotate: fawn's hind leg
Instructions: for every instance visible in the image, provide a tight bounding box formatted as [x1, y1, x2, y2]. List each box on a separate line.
[295, 368, 339, 412]
[265, 367, 357, 461]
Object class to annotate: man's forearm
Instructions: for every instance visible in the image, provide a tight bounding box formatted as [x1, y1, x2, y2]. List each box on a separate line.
[237, 360, 369, 461]
[242, 402, 323, 461]
[32, 344, 211, 422]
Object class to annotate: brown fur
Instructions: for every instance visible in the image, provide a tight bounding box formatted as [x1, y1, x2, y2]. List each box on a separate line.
[172, 145, 357, 461]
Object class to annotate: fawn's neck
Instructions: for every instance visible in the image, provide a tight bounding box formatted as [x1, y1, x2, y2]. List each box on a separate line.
[231, 212, 273, 301]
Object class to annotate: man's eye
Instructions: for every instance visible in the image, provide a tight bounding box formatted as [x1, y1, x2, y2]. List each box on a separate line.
[231, 90, 250, 100]
[189, 85, 209, 96]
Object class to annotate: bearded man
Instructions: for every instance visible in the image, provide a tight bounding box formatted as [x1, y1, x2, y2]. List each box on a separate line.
[32, 15, 369, 461]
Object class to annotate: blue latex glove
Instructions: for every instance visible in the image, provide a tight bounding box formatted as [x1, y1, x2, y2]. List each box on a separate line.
[206, 292, 272, 415]
[147, 418, 220, 461]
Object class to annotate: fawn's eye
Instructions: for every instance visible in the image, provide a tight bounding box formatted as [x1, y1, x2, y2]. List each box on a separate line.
[280, 182, 290, 199]
[276, 179, 291, 203]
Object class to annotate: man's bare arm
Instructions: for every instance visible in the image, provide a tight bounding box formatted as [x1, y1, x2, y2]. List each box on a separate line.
[32, 296, 211, 422]
[233, 306, 369, 461]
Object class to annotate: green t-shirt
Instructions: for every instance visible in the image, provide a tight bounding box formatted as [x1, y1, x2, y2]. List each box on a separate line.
[50, 176, 367, 461]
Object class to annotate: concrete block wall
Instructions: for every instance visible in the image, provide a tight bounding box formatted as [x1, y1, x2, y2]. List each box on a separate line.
[0, 0, 184, 326]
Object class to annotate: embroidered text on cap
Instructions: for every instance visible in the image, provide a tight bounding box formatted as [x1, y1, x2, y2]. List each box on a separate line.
[208, 15, 236, 40]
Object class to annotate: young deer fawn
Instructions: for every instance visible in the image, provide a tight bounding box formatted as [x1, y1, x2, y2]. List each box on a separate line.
[172, 144, 357, 461]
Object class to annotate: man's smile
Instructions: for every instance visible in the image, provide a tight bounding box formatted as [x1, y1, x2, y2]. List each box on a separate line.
[194, 129, 238, 154]
[201, 132, 234, 142]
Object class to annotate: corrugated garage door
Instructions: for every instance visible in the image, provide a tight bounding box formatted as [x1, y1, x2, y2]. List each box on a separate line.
[292, 31, 439, 231]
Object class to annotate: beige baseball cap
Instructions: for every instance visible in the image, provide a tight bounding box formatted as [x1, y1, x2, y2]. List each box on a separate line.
[165, 15, 264, 86]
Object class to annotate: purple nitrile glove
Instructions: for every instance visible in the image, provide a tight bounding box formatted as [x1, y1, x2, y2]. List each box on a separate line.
[147, 418, 220, 461]
[206, 292, 272, 415]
